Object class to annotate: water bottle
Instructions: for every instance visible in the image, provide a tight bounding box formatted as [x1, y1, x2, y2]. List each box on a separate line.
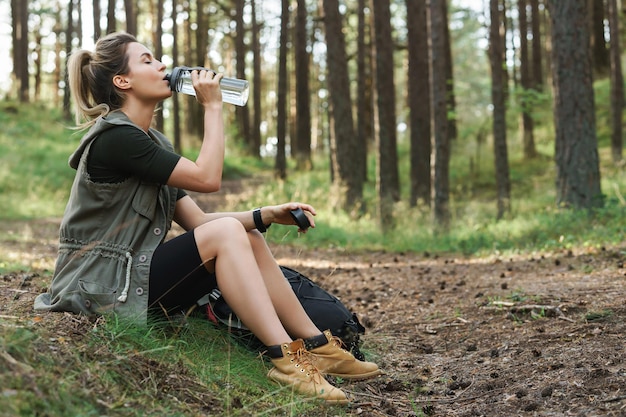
[164, 66, 249, 106]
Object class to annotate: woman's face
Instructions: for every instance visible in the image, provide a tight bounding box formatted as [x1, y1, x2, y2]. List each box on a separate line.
[118, 42, 172, 102]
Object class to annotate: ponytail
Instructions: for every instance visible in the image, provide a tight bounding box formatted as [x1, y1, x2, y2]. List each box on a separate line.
[67, 32, 138, 128]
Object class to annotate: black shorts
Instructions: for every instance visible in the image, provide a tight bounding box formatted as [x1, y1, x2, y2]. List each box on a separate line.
[148, 230, 217, 314]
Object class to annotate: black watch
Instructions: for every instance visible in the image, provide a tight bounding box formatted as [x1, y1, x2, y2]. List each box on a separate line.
[253, 207, 271, 233]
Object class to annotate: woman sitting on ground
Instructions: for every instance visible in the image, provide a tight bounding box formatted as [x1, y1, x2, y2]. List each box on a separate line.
[34, 32, 380, 404]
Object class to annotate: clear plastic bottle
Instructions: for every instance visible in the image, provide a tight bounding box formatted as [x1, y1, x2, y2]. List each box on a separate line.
[164, 66, 249, 106]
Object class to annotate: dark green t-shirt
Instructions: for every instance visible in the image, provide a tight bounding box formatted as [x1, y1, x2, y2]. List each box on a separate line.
[87, 125, 187, 200]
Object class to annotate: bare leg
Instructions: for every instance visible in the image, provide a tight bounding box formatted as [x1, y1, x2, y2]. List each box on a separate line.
[193, 217, 291, 347]
[247, 230, 322, 340]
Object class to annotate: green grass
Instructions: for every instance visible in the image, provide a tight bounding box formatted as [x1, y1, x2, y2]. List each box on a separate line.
[256, 137, 626, 255]
[0, 103, 76, 218]
[1, 313, 340, 416]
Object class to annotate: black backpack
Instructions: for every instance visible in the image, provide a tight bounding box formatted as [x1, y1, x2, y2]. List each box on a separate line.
[196, 266, 366, 360]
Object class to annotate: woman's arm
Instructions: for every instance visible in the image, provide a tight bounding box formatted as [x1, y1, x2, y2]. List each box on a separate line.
[166, 70, 226, 193]
[173, 195, 317, 233]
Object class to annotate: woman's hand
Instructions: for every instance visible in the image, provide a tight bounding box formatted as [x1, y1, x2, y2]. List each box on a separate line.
[263, 203, 316, 232]
[191, 69, 223, 109]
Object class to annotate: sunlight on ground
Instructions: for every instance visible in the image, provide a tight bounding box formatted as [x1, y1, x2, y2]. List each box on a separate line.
[0, 219, 59, 271]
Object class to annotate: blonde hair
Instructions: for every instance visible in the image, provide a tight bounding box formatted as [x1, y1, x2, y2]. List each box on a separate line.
[68, 32, 138, 128]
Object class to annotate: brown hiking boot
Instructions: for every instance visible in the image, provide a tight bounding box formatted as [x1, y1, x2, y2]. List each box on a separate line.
[267, 339, 349, 404]
[309, 330, 382, 380]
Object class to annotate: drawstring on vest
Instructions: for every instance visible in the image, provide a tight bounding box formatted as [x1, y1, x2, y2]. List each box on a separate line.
[117, 252, 133, 302]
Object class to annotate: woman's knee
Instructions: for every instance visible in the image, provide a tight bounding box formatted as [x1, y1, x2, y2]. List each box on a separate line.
[195, 217, 249, 248]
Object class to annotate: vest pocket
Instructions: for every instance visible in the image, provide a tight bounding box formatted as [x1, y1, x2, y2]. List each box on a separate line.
[132, 183, 159, 221]
[78, 280, 119, 314]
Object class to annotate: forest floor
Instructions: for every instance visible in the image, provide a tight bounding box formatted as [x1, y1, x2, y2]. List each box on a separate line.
[1, 180, 625, 416]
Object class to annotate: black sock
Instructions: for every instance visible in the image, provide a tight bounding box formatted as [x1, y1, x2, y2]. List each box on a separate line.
[303, 333, 328, 350]
[265, 344, 284, 358]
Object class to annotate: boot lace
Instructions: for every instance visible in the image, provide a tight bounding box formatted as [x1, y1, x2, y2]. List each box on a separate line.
[288, 345, 323, 381]
[328, 335, 355, 359]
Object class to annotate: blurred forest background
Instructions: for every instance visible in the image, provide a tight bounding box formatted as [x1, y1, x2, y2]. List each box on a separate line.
[2, 0, 625, 237]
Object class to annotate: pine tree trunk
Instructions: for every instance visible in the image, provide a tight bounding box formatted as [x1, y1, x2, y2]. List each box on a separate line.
[490, 0, 511, 219]
[430, 0, 451, 228]
[356, 0, 369, 184]
[124, 0, 136, 34]
[107, 0, 116, 34]
[519, 0, 537, 159]
[92, 0, 101, 42]
[63, 0, 74, 118]
[12, 0, 30, 103]
[235, 0, 250, 153]
[372, 0, 399, 230]
[406, 0, 431, 207]
[171, 0, 181, 154]
[322, 0, 363, 213]
[529, 0, 543, 90]
[153, 0, 164, 132]
[441, 0, 457, 142]
[548, 0, 602, 209]
[294, 0, 312, 170]
[275, 0, 289, 179]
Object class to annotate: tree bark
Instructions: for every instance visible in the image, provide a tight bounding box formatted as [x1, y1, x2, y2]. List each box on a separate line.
[63, 0, 74, 119]
[406, 0, 431, 207]
[441, 0, 457, 142]
[195, 0, 208, 68]
[93, 0, 102, 42]
[294, 0, 312, 170]
[489, 0, 511, 220]
[124, 0, 137, 35]
[322, 0, 363, 213]
[429, 0, 451, 228]
[188, 0, 208, 138]
[171, 0, 181, 154]
[529, 0, 543, 90]
[33, 28, 43, 101]
[356, 0, 368, 183]
[76, 0, 83, 46]
[107, 0, 116, 34]
[12, 0, 29, 102]
[153, 0, 165, 132]
[275, 0, 289, 179]
[235, 0, 251, 154]
[518, 0, 537, 159]
[547, 0, 602, 209]
[372, 0, 400, 230]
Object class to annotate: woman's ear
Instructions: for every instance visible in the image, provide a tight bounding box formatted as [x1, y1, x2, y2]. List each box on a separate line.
[113, 75, 131, 90]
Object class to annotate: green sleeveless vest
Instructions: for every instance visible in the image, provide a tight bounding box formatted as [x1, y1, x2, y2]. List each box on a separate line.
[34, 111, 178, 322]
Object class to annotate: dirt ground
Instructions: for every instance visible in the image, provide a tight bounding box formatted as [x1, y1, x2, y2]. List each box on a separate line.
[1, 183, 625, 416]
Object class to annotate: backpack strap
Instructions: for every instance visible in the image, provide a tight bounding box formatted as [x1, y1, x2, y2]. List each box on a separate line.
[197, 288, 249, 330]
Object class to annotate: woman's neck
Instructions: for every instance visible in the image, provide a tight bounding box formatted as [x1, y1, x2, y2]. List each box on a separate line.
[120, 99, 157, 132]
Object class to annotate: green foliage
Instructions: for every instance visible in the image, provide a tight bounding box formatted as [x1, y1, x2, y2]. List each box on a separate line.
[510, 85, 552, 121]
[594, 77, 613, 147]
[0, 103, 76, 218]
[257, 139, 625, 256]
